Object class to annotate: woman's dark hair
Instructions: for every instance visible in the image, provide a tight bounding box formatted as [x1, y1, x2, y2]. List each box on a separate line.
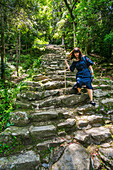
[71, 47, 82, 60]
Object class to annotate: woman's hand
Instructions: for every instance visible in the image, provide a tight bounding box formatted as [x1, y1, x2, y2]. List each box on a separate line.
[65, 59, 68, 65]
[65, 59, 70, 71]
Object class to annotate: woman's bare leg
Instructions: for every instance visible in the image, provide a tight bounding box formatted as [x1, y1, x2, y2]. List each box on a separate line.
[77, 88, 81, 93]
[87, 89, 96, 106]
[87, 89, 93, 101]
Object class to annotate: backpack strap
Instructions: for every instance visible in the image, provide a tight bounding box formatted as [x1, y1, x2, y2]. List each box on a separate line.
[82, 56, 88, 66]
[83, 56, 92, 75]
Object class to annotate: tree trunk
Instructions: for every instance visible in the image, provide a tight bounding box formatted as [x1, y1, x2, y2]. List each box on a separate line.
[73, 22, 76, 48]
[19, 29, 21, 63]
[16, 38, 19, 77]
[1, 3, 5, 83]
[62, 35, 64, 46]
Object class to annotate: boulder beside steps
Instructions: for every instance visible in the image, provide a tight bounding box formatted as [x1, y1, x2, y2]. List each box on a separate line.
[0, 45, 113, 170]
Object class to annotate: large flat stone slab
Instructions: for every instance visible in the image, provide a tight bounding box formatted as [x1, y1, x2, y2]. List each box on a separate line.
[57, 118, 76, 130]
[30, 125, 56, 141]
[76, 115, 104, 129]
[100, 98, 113, 105]
[52, 143, 93, 170]
[85, 126, 111, 144]
[0, 150, 40, 170]
[17, 89, 60, 101]
[30, 110, 58, 121]
[39, 94, 89, 108]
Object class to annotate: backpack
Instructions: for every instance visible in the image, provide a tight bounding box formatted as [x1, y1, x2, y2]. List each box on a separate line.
[82, 56, 92, 75]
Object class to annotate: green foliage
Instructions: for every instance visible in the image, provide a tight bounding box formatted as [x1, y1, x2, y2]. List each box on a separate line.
[20, 53, 42, 74]
[74, 0, 113, 57]
[0, 83, 20, 132]
[0, 136, 24, 157]
[20, 54, 33, 70]
[104, 30, 113, 45]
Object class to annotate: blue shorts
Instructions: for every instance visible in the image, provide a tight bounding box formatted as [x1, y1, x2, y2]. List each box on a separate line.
[76, 77, 93, 89]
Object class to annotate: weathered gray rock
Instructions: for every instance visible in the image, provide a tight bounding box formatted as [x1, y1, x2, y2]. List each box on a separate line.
[93, 79, 113, 85]
[52, 143, 93, 170]
[93, 89, 108, 97]
[76, 115, 104, 129]
[14, 101, 34, 109]
[85, 126, 111, 144]
[74, 130, 90, 145]
[30, 125, 56, 141]
[32, 74, 48, 81]
[93, 84, 113, 90]
[101, 98, 113, 105]
[0, 126, 31, 145]
[0, 150, 40, 170]
[57, 119, 76, 130]
[30, 110, 58, 122]
[74, 104, 97, 115]
[99, 147, 113, 168]
[43, 81, 65, 90]
[23, 81, 41, 86]
[10, 111, 30, 126]
[60, 94, 89, 107]
[93, 155, 101, 170]
[36, 138, 65, 150]
[18, 89, 60, 101]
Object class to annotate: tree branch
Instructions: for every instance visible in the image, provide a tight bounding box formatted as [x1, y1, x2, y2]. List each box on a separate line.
[63, 0, 77, 25]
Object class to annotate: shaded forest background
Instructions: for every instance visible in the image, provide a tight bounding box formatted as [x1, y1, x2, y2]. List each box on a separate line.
[0, 0, 113, 131]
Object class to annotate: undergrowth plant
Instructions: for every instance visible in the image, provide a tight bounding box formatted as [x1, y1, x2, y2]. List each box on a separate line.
[0, 82, 20, 132]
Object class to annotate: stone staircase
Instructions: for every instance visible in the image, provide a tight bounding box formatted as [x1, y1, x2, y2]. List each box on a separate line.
[0, 45, 113, 170]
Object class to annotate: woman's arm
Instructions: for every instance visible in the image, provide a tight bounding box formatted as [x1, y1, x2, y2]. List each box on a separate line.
[65, 59, 70, 71]
[89, 65, 93, 76]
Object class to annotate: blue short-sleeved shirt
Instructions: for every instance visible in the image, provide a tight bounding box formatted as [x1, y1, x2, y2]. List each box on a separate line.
[70, 56, 93, 79]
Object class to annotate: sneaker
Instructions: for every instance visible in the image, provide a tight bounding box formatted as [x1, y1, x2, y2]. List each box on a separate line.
[75, 92, 81, 95]
[90, 101, 96, 106]
[77, 93, 81, 95]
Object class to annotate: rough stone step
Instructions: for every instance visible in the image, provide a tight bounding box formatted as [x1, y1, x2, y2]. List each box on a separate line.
[93, 84, 113, 90]
[17, 89, 60, 101]
[74, 126, 111, 145]
[36, 137, 65, 151]
[74, 104, 99, 115]
[14, 101, 36, 109]
[29, 125, 57, 141]
[100, 98, 113, 108]
[52, 143, 93, 170]
[75, 115, 104, 130]
[32, 74, 49, 81]
[20, 80, 72, 92]
[93, 79, 113, 85]
[30, 110, 59, 122]
[93, 89, 113, 98]
[17, 91, 112, 110]
[42, 55, 65, 59]
[57, 118, 76, 132]
[9, 108, 72, 127]
[17, 86, 113, 104]
[0, 150, 40, 170]
[0, 125, 57, 145]
[98, 146, 113, 169]
[37, 93, 89, 108]
[21, 79, 113, 93]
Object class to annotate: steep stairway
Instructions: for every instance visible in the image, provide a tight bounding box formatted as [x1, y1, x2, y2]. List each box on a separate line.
[0, 45, 113, 170]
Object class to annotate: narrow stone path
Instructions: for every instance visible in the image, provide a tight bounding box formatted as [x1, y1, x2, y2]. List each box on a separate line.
[0, 45, 113, 170]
